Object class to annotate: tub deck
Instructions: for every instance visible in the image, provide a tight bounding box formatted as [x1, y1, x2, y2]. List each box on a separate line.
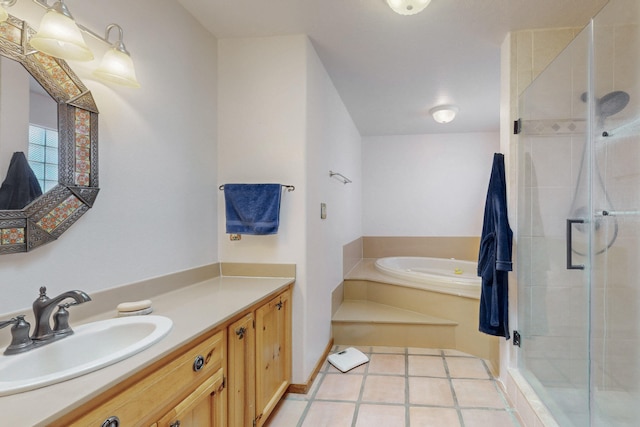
[335, 259, 499, 374]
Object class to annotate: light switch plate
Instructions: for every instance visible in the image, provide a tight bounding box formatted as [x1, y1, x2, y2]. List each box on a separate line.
[321, 203, 327, 219]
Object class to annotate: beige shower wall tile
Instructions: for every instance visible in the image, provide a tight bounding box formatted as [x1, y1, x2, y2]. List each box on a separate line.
[533, 28, 580, 77]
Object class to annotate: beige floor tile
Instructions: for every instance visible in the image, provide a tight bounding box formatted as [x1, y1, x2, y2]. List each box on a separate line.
[461, 409, 520, 427]
[368, 353, 406, 375]
[408, 355, 447, 377]
[408, 347, 442, 356]
[409, 377, 455, 406]
[361, 375, 406, 404]
[355, 404, 406, 427]
[263, 399, 308, 427]
[410, 406, 461, 427]
[371, 345, 406, 354]
[315, 373, 363, 401]
[446, 357, 491, 379]
[452, 379, 506, 408]
[301, 401, 356, 427]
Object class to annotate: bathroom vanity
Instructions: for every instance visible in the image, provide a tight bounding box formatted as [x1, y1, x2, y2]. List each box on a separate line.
[0, 268, 294, 427]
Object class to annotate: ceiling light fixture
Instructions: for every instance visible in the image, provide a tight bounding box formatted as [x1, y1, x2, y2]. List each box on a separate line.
[386, 0, 431, 16]
[430, 105, 459, 124]
[6, 0, 140, 87]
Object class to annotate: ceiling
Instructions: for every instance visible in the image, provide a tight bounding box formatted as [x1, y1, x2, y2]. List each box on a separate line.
[177, 0, 608, 136]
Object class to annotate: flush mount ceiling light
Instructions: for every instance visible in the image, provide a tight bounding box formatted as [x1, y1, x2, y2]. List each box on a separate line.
[430, 105, 459, 124]
[5, 0, 140, 87]
[386, 0, 432, 16]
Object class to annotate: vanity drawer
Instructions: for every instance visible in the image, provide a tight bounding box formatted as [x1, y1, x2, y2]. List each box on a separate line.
[59, 329, 225, 427]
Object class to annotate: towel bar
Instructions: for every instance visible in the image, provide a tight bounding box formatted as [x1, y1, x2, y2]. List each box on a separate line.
[219, 184, 295, 192]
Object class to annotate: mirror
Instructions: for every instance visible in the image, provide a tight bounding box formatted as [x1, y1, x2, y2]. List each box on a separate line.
[0, 15, 99, 254]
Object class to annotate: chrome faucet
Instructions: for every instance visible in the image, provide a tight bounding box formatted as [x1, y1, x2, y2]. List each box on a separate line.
[31, 286, 91, 341]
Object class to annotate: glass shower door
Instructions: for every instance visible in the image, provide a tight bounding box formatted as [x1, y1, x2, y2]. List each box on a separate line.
[517, 24, 593, 426]
[518, 0, 640, 424]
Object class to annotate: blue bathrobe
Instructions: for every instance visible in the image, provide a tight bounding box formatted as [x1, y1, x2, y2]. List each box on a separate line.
[478, 153, 512, 339]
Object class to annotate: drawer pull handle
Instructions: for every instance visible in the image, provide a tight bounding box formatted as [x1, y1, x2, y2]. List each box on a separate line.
[193, 355, 205, 372]
[101, 416, 120, 427]
[236, 326, 247, 339]
[170, 421, 181, 427]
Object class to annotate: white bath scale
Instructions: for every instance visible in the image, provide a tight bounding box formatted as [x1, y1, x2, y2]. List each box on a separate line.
[327, 347, 369, 373]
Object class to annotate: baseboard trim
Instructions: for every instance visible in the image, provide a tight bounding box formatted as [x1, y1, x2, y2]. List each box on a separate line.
[288, 337, 334, 394]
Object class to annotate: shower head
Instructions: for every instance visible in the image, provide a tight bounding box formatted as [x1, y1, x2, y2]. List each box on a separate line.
[580, 90, 630, 119]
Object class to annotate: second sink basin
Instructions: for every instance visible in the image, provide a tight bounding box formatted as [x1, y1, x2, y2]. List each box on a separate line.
[0, 315, 173, 396]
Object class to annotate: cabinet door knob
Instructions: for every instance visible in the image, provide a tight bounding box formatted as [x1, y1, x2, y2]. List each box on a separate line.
[236, 326, 246, 339]
[170, 421, 181, 427]
[101, 416, 120, 427]
[276, 301, 283, 310]
[193, 355, 205, 372]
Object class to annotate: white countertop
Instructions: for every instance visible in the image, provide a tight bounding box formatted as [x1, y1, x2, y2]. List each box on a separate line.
[0, 275, 294, 426]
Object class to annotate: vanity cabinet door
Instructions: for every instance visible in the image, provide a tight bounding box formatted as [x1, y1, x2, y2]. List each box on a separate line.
[155, 367, 226, 427]
[227, 313, 256, 427]
[56, 330, 225, 427]
[254, 289, 291, 427]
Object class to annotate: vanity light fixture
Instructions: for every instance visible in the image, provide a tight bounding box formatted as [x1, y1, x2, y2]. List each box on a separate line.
[16, 0, 140, 87]
[430, 105, 459, 124]
[0, 0, 17, 22]
[386, 0, 431, 16]
[30, 0, 94, 61]
[93, 24, 140, 88]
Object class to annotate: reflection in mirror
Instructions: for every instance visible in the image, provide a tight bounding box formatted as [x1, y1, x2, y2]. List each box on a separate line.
[0, 56, 58, 208]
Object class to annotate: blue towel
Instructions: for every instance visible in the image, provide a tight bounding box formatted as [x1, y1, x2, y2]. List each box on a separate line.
[224, 184, 282, 235]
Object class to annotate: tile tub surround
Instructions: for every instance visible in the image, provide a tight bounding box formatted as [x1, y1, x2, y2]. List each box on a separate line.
[0, 263, 295, 426]
[265, 345, 522, 427]
[362, 236, 481, 262]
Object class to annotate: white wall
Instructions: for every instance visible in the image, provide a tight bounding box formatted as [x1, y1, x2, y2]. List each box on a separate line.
[217, 35, 362, 383]
[305, 38, 362, 379]
[0, 0, 218, 313]
[362, 132, 500, 236]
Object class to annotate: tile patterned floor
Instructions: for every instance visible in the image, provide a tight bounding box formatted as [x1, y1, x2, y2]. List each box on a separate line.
[264, 345, 523, 427]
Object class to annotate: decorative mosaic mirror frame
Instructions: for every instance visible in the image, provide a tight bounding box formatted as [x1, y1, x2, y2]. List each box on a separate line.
[0, 15, 99, 254]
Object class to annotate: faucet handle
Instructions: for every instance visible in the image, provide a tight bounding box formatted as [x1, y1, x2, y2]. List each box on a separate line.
[1, 315, 35, 355]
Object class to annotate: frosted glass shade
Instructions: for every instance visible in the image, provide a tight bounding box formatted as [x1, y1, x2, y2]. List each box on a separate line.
[430, 105, 458, 124]
[0, 6, 8, 23]
[93, 47, 140, 88]
[386, 0, 431, 16]
[30, 9, 93, 61]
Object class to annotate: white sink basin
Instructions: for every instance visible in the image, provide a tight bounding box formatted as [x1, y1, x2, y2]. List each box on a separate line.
[0, 315, 172, 396]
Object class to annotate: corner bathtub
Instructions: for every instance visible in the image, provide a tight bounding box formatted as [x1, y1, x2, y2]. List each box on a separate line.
[374, 257, 481, 299]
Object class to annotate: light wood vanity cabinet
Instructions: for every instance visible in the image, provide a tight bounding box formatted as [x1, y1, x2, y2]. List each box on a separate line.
[53, 284, 292, 427]
[55, 330, 226, 427]
[227, 288, 292, 427]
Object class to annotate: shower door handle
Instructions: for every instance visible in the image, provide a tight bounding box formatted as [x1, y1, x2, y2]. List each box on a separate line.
[566, 218, 585, 270]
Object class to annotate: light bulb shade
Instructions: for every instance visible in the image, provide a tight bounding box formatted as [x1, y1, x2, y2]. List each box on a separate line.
[386, 0, 431, 15]
[0, 6, 8, 22]
[93, 47, 140, 88]
[30, 9, 93, 61]
[430, 105, 458, 124]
